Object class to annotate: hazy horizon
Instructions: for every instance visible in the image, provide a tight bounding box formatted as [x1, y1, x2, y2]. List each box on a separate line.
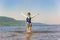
[0, 0, 60, 24]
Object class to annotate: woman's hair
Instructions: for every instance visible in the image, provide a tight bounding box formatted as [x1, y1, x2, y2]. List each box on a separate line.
[27, 12, 31, 15]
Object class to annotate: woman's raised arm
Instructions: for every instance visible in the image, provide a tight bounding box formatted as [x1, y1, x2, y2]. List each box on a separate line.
[21, 12, 27, 18]
[31, 13, 39, 18]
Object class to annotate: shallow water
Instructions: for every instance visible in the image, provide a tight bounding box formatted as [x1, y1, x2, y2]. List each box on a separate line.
[0, 26, 60, 40]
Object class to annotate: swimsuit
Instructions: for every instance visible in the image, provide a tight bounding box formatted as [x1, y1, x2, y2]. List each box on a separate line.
[26, 17, 32, 27]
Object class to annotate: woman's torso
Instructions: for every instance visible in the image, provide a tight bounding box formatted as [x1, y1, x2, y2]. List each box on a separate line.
[26, 17, 31, 23]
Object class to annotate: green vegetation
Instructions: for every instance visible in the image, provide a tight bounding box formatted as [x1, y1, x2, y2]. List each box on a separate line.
[0, 16, 25, 26]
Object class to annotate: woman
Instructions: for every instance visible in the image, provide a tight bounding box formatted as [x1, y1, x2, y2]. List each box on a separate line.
[21, 12, 39, 32]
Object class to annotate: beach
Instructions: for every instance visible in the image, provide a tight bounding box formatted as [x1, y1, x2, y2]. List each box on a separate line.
[0, 26, 60, 40]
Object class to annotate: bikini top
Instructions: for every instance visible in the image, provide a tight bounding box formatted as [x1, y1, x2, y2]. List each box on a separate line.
[26, 17, 31, 23]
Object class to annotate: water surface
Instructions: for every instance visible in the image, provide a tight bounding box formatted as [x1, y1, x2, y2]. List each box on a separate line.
[0, 26, 60, 40]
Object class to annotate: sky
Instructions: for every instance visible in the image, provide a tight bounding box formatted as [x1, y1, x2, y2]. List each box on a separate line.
[0, 0, 60, 24]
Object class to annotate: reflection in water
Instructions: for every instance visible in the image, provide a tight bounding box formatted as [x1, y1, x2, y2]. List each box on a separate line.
[26, 32, 32, 40]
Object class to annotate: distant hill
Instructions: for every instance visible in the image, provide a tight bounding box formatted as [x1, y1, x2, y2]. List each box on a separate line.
[0, 16, 57, 26]
[0, 16, 16, 22]
[0, 16, 25, 26]
[33, 22, 58, 26]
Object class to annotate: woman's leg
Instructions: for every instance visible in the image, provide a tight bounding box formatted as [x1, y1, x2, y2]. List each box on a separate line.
[28, 23, 32, 32]
[26, 23, 32, 32]
[27, 27, 29, 32]
[28, 27, 31, 32]
[26, 22, 30, 32]
[26, 24, 29, 32]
